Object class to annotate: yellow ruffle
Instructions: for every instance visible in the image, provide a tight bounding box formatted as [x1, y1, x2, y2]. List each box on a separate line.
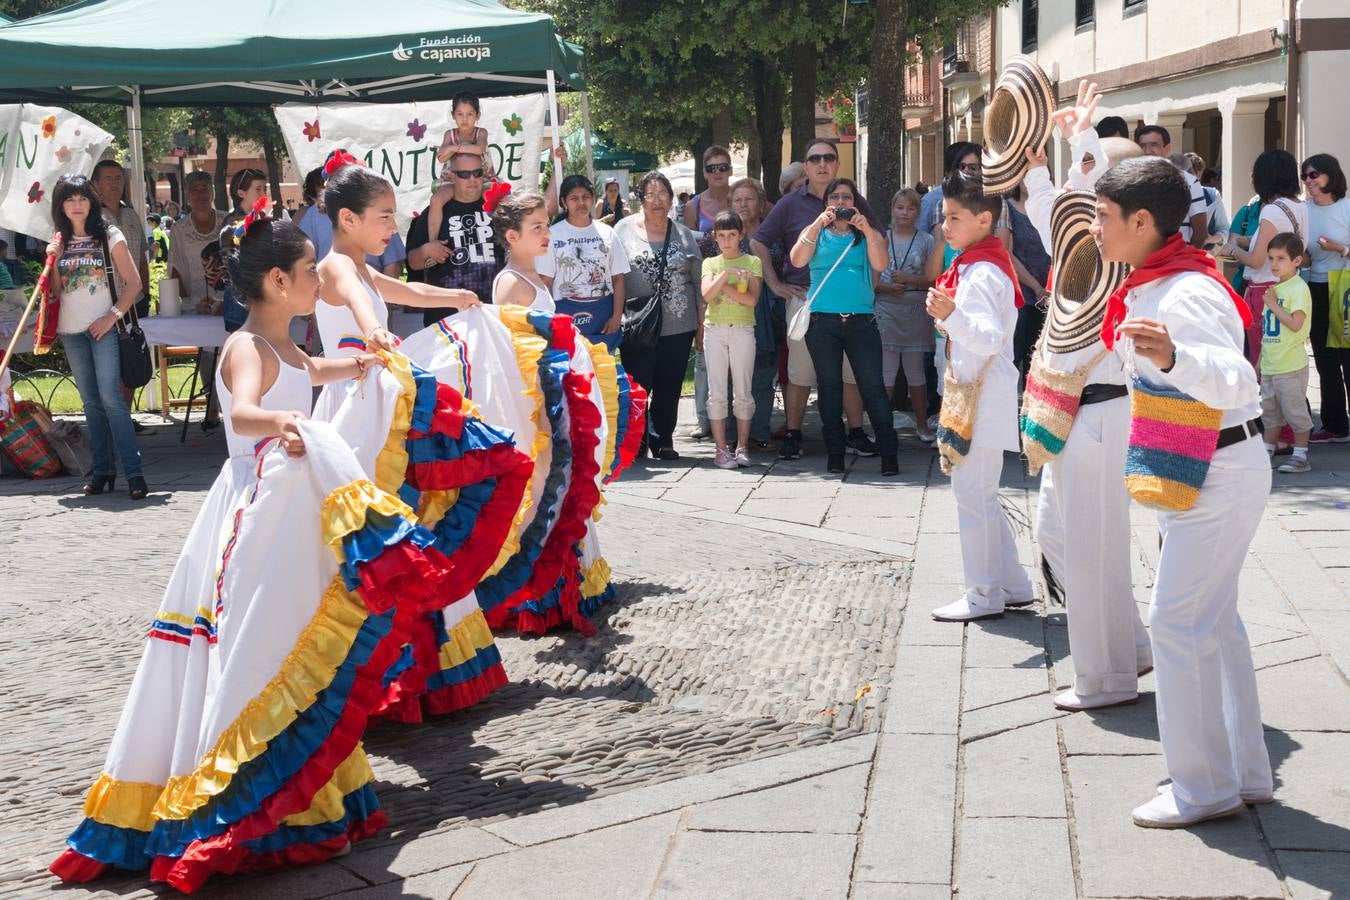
[320, 479, 418, 560]
[372, 351, 417, 494]
[417, 488, 461, 530]
[486, 322, 551, 577]
[279, 747, 374, 827]
[588, 340, 621, 484]
[438, 608, 497, 670]
[581, 557, 612, 599]
[152, 576, 368, 823]
[81, 774, 164, 831]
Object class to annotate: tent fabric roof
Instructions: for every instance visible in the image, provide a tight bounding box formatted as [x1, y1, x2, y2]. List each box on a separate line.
[560, 132, 659, 171]
[0, 0, 584, 106]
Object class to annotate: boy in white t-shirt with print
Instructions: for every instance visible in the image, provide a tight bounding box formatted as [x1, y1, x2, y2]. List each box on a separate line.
[700, 210, 761, 469]
[1260, 233, 1314, 473]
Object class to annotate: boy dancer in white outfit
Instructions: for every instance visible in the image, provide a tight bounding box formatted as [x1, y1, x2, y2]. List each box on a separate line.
[1093, 156, 1272, 828]
[1022, 83, 1153, 710]
[928, 170, 1035, 622]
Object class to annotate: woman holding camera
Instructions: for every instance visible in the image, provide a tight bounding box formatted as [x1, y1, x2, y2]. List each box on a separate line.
[789, 177, 898, 475]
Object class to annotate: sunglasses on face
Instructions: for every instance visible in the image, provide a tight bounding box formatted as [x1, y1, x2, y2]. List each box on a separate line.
[452, 168, 485, 179]
[704, 163, 732, 174]
[806, 153, 838, 164]
[957, 162, 981, 173]
[1304, 170, 1322, 180]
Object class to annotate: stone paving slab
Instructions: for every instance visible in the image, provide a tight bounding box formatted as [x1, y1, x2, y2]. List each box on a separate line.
[683, 763, 870, 834]
[1277, 850, 1350, 900]
[961, 720, 1067, 819]
[853, 732, 957, 886]
[654, 830, 854, 899]
[1255, 731, 1350, 852]
[955, 817, 1075, 900]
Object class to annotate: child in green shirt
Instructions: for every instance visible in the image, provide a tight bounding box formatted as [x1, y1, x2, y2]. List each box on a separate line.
[700, 211, 761, 468]
[1260, 232, 1314, 472]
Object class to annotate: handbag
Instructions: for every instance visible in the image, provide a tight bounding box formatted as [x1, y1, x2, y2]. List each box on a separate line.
[100, 233, 154, 389]
[621, 225, 675, 351]
[0, 400, 63, 478]
[787, 238, 851, 342]
[1123, 378, 1223, 511]
[45, 419, 94, 477]
[936, 354, 996, 475]
[1328, 269, 1350, 350]
[1019, 335, 1109, 475]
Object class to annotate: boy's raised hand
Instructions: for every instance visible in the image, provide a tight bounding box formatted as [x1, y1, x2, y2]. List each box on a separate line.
[1052, 80, 1101, 139]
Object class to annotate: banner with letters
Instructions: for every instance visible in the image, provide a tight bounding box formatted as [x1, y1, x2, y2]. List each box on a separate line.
[276, 95, 546, 237]
[0, 104, 114, 241]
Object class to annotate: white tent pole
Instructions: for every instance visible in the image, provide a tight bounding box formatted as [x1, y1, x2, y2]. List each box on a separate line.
[126, 87, 148, 224]
[580, 90, 595, 183]
[545, 68, 561, 201]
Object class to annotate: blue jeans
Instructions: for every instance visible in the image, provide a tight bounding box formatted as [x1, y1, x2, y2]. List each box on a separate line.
[804, 313, 898, 456]
[751, 353, 776, 441]
[63, 329, 143, 479]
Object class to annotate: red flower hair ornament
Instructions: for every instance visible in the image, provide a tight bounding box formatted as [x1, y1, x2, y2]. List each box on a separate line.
[483, 180, 512, 214]
[323, 149, 364, 184]
[233, 195, 272, 239]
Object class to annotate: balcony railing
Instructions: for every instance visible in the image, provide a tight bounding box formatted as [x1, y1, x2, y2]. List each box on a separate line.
[942, 20, 982, 80]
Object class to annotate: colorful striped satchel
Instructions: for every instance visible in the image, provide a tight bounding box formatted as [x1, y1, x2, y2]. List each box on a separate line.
[937, 354, 996, 475]
[0, 400, 63, 479]
[1019, 347, 1108, 475]
[1123, 379, 1222, 511]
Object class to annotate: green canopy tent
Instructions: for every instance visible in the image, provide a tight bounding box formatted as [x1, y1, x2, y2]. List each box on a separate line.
[0, 0, 591, 219]
[560, 132, 658, 172]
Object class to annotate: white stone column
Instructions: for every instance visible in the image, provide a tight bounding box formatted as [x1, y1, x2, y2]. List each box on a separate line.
[1220, 98, 1267, 215]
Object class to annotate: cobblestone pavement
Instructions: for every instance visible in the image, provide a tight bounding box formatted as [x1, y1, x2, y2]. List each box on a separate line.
[4, 395, 1350, 899]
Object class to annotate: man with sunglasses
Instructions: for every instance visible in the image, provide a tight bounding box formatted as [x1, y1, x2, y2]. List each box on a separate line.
[752, 138, 883, 460]
[408, 151, 503, 325]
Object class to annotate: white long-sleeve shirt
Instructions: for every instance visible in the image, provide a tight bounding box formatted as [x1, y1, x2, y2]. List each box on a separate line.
[1114, 272, 1261, 458]
[942, 261, 1021, 452]
[1024, 130, 1108, 254]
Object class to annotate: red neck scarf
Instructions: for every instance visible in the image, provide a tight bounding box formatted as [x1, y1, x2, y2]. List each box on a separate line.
[935, 234, 1025, 309]
[1099, 233, 1250, 349]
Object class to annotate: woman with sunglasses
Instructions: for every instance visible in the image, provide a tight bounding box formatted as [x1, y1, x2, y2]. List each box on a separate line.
[684, 145, 735, 254]
[1303, 154, 1350, 442]
[46, 175, 147, 499]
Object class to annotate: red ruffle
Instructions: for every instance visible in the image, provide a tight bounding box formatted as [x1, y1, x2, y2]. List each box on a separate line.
[49, 850, 111, 884]
[421, 663, 509, 717]
[356, 543, 454, 615]
[502, 370, 602, 636]
[612, 379, 648, 481]
[550, 315, 578, 353]
[374, 614, 442, 723]
[150, 530, 432, 893]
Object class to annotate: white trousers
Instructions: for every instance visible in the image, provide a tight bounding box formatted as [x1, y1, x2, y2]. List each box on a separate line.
[952, 446, 1033, 611]
[1035, 398, 1151, 696]
[703, 323, 757, 421]
[1152, 437, 1272, 807]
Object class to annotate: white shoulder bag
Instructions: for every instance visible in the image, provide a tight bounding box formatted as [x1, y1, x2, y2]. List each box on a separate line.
[787, 240, 851, 342]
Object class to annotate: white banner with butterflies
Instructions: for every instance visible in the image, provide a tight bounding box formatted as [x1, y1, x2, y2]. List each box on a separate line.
[0, 104, 114, 241]
[276, 94, 546, 236]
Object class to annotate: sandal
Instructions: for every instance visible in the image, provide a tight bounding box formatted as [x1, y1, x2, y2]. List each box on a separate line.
[128, 476, 149, 501]
[84, 474, 115, 496]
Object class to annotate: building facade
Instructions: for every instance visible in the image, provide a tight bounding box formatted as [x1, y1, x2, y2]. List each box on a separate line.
[994, 0, 1350, 213]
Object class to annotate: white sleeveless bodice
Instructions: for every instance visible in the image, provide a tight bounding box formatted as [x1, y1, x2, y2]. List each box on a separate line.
[492, 268, 556, 313]
[316, 277, 388, 358]
[215, 332, 314, 457]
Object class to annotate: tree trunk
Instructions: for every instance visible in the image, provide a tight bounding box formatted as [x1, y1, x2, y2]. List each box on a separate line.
[753, 57, 786, 200]
[747, 119, 762, 182]
[691, 119, 715, 195]
[212, 129, 230, 211]
[788, 42, 818, 160]
[262, 131, 283, 213]
[711, 105, 733, 150]
[866, 0, 909, 211]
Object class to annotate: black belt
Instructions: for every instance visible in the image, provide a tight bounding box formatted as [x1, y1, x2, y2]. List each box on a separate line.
[1079, 383, 1128, 406]
[1217, 417, 1263, 450]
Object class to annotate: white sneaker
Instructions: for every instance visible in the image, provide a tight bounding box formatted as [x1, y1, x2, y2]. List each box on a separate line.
[932, 595, 1004, 622]
[734, 446, 752, 467]
[1156, 783, 1274, 805]
[1133, 786, 1244, 828]
[1277, 456, 1311, 474]
[1054, 688, 1139, 711]
[713, 447, 738, 470]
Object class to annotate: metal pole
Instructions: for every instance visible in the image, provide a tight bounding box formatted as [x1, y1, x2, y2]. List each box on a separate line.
[580, 90, 596, 183]
[126, 88, 148, 224]
[545, 69, 561, 203]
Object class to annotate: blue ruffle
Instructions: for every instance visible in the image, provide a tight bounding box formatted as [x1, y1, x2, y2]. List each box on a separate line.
[63, 818, 150, 872]
[424, 641, 504, 693]
[608, 366, 632, 482]
[427, 478, 496, 558]
[382, 642, 416, 688]
[338, 511, 433, 592]
[475, 345, 573, 612]
[579, 583, 616, 620]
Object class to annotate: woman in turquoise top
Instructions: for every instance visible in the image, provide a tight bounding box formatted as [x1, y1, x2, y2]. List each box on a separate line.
[788, 177, 899, 474]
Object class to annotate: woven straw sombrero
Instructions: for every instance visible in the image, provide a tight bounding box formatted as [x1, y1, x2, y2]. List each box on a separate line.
[1044, 191, 1130, 354]
[981, 55, 1055, 194]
